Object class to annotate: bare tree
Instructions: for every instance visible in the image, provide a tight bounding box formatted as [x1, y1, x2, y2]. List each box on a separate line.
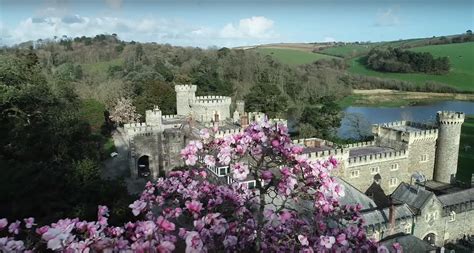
[345, 112, 372, 140]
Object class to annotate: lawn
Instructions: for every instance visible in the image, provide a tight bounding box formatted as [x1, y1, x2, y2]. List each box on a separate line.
[255, 47, 337, 65]
[81, 58, 123, 80]
[457, 116, 474, 185]
[348, 42, 474, 92]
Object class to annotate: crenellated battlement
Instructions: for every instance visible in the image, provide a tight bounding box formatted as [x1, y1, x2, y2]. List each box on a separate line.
[342, 141, 376, 149]
[124, 123, 157, 137]
[347, 149, 408, 166]
[162, 115, 180, 119]
[214, 128, 245, 138]
[437, 111, 465, 125]
[405, 129, 438, 141]
[306, 148, 347, 159]
[175, 85, 197, 92]
[292, 138, 335, 147]
[192, 97, 232, 106]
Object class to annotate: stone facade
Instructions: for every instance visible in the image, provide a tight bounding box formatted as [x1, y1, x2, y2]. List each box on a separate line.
[299, 112, 464, 195]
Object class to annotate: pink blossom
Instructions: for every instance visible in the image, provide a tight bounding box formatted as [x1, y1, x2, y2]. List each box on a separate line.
[199, 129, 210, 139]
[231, 162, 249, 181]
[129, 200, 147, 216]
[337, 233, 348, 246]
[36, 225, 49, 235]
[23, 217, 35, 229]
[0, 218, 7, 230]
[223, 235, 238, 248]
[157, 241, 175, 253]
[8, 220, 20, 235]
[157, 216, 175, 232]
[185, 200, 203, 215]
[261, 170, 273, 181]
[298, 235, 309, 246]
[185, 231, 204, 253]
[320, 235, 336, 249]
[204, 155, 216, 167]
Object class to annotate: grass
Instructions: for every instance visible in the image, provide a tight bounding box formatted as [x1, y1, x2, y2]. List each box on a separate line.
[81, 58, 123, 80]
[457, 116, 474, 185]
[320, 44, 374, 58]
[79, 99, 106, 134]
[104, 137, 117, 154]
[348, 42, 474, 92]
[254, 47, 337, 65]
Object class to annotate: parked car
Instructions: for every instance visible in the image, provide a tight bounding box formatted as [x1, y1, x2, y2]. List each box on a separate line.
[110, 152, 118, 158]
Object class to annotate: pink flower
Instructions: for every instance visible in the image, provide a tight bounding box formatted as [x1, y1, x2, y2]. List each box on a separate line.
[261, 170, 273, 181]
[337, 233, 348, 246]
[231, 162, 249, 181]
[185, 231, 204, 253]
[298, 235, 309, 246]
[157, 216, 175, 232]
[42, 228, 71, 250]
[185, 200, 203, 216]
[223, 235, 238, 248]
[98, 205, 109, 217]
[320, 235, 336, 249]
[204, 155, 216, 167]
[23, 217, 35, 229]
[129, 200, 147, 216]
[157, 241, 175, 253]
[0, 218, 7, 230]
[36, 225, 49, 235]
[8, 220, 20, 234]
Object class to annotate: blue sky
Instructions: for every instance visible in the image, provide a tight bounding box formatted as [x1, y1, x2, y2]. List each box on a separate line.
[0, 0, 472, 47]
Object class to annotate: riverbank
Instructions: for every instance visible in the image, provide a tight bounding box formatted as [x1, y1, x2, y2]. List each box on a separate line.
[338, 89, 474, 108]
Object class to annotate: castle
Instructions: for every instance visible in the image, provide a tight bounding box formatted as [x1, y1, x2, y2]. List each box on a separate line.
[124, 84, 285, 178]
[123, 85, 472, 249]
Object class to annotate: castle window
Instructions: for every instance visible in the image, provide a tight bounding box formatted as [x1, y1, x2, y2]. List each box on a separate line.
[391, 163, 399, 171]
[420, 154, 428, 162]
[404, 225, 411, 234]
[370, 166, 379, 174]
[449, 211, 456, 222]
[218, 167, 228, 176]
[248, 181, 256, 189]
[350, 170, 360, 178]
[389, 177, 398, 187]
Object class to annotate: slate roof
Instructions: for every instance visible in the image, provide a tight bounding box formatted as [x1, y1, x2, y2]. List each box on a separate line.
[391, 182, 433, 213]
[379, 233, 438, 253]
[336, 178, 377, 210]
[362, 204, 414, 226]
[437, 188, 474, 207]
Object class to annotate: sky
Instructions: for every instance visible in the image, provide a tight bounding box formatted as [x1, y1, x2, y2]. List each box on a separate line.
[0, 0, 473, 47]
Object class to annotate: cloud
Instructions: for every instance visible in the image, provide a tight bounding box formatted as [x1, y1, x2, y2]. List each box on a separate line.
[104, 0, 123, 9]
[219, 16, 277, 39]
[1, 15, 279, 47]
[375, 7, 400, 26]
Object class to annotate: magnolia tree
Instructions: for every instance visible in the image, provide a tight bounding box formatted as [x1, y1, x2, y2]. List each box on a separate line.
[109, 97, 141, 126]
[0, 120, 385, 252]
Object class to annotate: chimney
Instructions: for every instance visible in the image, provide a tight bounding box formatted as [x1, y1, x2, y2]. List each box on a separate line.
[388, 197, 396, 235]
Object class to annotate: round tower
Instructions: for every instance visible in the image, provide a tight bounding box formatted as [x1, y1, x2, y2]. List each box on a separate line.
[434, 111, 465, 184]
[175, 85, 197, 116]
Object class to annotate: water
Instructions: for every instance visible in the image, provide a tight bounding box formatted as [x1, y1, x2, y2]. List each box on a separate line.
[338, 101, 474, 139]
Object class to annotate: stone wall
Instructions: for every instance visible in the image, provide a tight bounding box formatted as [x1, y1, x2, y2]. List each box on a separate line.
[130, 133, 161, 178]
[407, 139, 437, 181]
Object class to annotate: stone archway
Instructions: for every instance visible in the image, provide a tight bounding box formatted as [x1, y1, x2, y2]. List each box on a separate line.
[137, 155, 151, 178]
[423, 232, 436, 245]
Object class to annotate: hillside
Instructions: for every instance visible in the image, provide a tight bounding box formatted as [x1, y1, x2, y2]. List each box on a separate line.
[254, 47, 337, 65]
[349, 42, 474, 91]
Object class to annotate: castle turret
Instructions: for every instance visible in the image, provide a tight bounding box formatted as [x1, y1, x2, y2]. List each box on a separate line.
[434, 111, 465, 184]
[175, 85, 197, 116]
[145, 105, 162, 130]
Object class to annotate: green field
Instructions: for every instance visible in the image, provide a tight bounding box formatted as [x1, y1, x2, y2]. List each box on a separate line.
[458, 116, 474, 185]
[255, 48, 337, 65]
[348, 42, 474, 91]
[81, 58, 123, 80]
[319, 39, 424, 58]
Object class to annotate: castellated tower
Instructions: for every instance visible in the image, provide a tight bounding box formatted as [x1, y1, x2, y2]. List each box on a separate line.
[236, 100, 245, 115]
[145, 105, 162, 130]
[434, 111, 465, 184]
[175, 85, 197, 116]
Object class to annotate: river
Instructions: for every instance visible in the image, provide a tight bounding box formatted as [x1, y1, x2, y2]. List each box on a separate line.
[338, 100, 474, 139]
